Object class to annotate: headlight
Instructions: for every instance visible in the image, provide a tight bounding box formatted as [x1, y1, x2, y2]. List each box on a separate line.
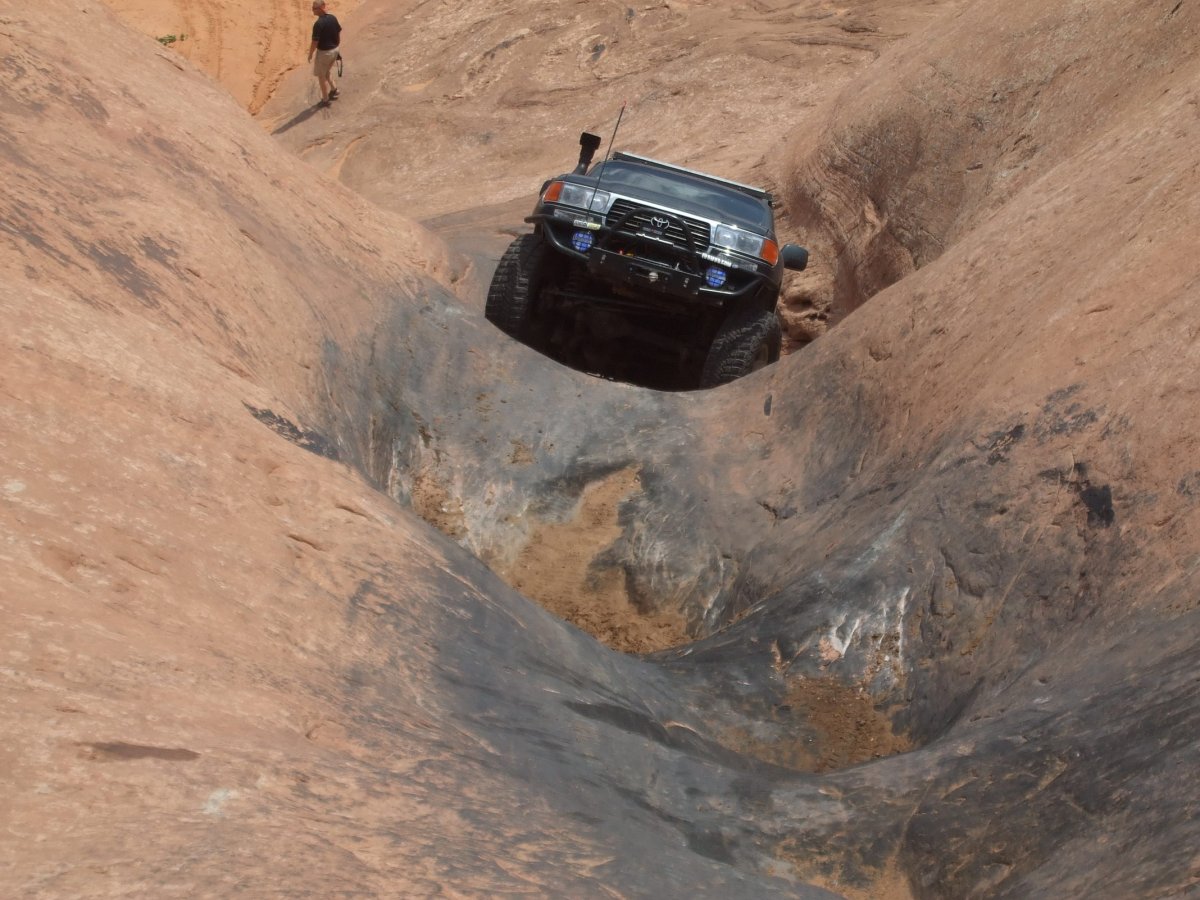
[712, 225, 779, 264]
[543, 181, 612, 213]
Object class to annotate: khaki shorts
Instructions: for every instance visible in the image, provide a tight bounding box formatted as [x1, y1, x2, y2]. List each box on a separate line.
[314, 48, 339, 79]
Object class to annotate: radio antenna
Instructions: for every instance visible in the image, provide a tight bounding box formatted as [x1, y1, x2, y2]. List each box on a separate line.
[603, 101, 627, 162]
[588, 101, 627, 213]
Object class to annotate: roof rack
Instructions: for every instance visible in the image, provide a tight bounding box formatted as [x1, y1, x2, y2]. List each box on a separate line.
[612, 151, 773, 202]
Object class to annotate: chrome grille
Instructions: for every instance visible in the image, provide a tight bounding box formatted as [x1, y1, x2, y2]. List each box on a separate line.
[607, 200, 711, 249]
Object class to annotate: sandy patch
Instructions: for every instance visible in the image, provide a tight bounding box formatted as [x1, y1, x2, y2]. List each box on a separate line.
[498, 467, 689, 654]
[723, 677, 911, 774]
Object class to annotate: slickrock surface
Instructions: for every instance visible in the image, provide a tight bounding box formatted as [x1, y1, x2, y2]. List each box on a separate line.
[100, 0, 366, 113]
[4, 0, 1200, 897]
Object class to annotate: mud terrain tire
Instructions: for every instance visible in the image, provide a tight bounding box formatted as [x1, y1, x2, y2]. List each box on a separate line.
[699, 308, 782, 387]
[485, 233, 546, 340]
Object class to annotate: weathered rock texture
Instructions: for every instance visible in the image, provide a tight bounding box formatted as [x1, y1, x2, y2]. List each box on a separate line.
[100, 0, 368, 113]
[3, 0, 1200, 897]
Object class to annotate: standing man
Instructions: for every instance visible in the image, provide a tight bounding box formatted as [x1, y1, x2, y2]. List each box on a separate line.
[307, 1, 341, 107]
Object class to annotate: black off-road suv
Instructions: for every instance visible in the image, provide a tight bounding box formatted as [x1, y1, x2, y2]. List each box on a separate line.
[486, 132, 808, 388]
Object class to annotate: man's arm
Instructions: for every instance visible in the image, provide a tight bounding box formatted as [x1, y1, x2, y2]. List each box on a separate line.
[307, 38, 317, 62]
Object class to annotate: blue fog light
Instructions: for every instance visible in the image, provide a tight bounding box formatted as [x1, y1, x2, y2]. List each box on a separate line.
[705, 266, 727, 288]
[572, 231, 594, 252]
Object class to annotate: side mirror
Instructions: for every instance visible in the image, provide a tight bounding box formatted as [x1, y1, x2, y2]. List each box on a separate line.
[781, 243, 809, 272]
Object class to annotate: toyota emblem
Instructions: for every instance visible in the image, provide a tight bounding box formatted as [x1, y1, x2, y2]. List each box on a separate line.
[649, 216, 670, 231]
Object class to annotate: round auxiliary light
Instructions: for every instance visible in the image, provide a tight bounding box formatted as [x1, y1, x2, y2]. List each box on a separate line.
[572, 230, 594, 252]
[705, 266, 727, 288]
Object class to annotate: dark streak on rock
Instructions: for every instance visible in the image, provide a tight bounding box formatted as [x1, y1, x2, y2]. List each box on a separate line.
[1079, 484, 1115, 527]
[83, 741, 200, 761]
[978, 423, 1025, 464]
[345, 579, 380, 626]
[67, 236, 161, 306]
[2, 200, 82, 270]
[1039, 462, 1115, 527]
[484, 35, 524, 60]
[1176, 472, 1200, 497]
[1044, 384, 1083, 405]
[138, 235, 182, 273]
[1035, 406, 1099, 440]
[1033, 385, 1103, 442]
[69, 89, 108, 123]
[758, 499, 796, 521]
[244, 404, 340, 460]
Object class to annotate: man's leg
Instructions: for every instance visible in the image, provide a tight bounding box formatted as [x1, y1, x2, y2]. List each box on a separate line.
[327, 53, 338, 98]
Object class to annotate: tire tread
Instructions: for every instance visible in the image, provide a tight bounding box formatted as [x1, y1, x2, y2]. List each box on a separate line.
[699, 308, 782, 387]
[484, 233, 545, 338]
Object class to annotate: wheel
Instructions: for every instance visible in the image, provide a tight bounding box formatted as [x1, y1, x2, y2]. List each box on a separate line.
[485, 233, 546, 340]
[699, 307, 782, 388]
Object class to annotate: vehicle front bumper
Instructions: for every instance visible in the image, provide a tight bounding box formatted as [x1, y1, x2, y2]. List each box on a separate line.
[532, 213, 776, 308]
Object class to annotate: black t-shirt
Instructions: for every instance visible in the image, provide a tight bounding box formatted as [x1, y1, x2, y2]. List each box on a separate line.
[312, 14, 341, 51]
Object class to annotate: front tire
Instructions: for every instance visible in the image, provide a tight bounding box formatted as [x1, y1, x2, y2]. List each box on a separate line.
[485, 233, 546, 340]
[699, 307, 782, 388]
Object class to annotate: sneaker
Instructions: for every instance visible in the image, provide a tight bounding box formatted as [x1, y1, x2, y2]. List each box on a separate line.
[329, 88, 340, 100]
[317, 98, 331, 108]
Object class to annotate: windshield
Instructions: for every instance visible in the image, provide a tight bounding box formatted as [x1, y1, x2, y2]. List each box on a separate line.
[580, 160, 772, 232]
